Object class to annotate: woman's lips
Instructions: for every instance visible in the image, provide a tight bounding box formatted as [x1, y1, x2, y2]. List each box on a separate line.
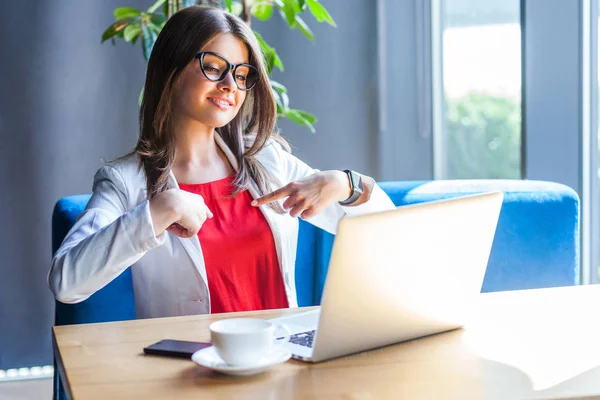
[207, 97, 233, 110]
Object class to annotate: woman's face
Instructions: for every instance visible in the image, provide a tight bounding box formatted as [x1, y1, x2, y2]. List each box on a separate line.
[173, 33, 251, 129]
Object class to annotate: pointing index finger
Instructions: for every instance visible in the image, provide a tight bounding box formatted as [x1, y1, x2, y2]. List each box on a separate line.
[251, 185, 292, 207]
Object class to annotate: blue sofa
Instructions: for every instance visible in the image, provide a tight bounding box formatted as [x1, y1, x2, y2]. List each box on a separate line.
[51, 179, 579, 399]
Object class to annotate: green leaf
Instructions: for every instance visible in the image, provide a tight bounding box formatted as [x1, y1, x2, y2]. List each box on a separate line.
[263, 49, 275, 75]
[294, 110, 317, 124]
[254, 31, 270, 53]
[298, 0, 306, 10]
[141, 23, 158, 61]
[270, 80, 287, 93]
[280, 91, 290, 109]
[272, 85, 288, 111]
[281, 0, 297, 27]
[254, 31, 267, 50]
[306, 0, 336, 27]
[273, 52, 284, 71]
[285, 109, 316, 133]
[101, 27, 117, 44]
[225, 0, 233, 12]
[294, 15, 314, 40]
[271, 88, 283, 109]
[147, 0, 166, 13]
[305, 0, 322, 21]
[254, 31, 282, 74]
[149, 12, 166, 26]
[101, 19, 131, 43]
[252, 3, 273, 21]
[291, 0, 302, 13]
[123, 23, 141, 42]
[114, 7, 141, 19]
[147, 21, 163, 35]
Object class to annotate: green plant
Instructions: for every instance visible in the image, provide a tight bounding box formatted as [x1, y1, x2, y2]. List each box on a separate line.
[101, 0, 336, 133]
[446, 93, 521, 179]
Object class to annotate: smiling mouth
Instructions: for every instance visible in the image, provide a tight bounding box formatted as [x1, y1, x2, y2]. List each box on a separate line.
[208, 97, 233, 110]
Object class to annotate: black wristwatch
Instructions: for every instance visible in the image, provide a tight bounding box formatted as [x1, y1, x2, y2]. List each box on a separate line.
[339, 170, 364, 205]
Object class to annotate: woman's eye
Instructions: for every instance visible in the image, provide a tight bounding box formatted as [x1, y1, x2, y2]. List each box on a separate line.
[205, 66, 220, 73]
[236, 75, 247, 82]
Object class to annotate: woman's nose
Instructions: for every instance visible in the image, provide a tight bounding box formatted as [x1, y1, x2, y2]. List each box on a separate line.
[217, 70, 237, 92]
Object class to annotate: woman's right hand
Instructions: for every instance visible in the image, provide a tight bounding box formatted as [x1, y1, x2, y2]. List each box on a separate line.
[149, 189, 213, 239]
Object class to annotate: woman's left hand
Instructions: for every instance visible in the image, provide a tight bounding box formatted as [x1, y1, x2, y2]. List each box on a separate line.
[251, 171, 352, 219]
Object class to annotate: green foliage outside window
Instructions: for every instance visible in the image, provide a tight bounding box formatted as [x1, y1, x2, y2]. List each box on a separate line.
[446, 93, 521, 179]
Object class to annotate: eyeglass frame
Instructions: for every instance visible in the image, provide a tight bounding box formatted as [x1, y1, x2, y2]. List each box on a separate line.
[194, 51, 259, 91]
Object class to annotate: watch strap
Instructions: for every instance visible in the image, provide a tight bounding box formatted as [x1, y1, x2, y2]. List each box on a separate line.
[339, 170, 364, 205]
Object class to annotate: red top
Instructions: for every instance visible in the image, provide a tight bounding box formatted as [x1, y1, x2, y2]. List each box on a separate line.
[178, 176, 289, 314]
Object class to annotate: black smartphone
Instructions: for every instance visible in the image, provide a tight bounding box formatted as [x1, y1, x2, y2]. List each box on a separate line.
[143, 339, 212, 359]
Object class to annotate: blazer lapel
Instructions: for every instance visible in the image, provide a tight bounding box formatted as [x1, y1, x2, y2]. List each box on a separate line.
[165, 170, 209, 288]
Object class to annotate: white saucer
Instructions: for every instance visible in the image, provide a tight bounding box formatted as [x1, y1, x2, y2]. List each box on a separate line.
[191, 346, 292, 376]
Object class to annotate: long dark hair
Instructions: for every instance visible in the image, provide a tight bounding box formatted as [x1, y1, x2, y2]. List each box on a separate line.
[135, 5, 288, 211]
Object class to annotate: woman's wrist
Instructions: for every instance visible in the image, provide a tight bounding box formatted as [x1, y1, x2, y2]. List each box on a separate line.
[149, 190, 181, 235]
[339, 172, 374, 207]
[333, 170, 353, 202]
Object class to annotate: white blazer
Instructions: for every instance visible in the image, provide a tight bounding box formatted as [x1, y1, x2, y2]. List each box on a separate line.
[49, 134, 396, 318]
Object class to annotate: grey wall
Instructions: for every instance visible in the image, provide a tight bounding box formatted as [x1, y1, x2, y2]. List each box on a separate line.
[377, 0, 434, 181]
[0, 0, 146, 368]
[256, 1, 379, 177]
[256, 0, 431, 181]
[522, 0, 582, 194]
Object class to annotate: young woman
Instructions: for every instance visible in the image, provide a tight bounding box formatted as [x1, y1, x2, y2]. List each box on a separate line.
[49, 6, 395, 318]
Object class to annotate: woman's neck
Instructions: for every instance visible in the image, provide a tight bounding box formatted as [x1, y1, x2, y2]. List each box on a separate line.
[171, 117, 234, 184]
[173, 118, 218, 167]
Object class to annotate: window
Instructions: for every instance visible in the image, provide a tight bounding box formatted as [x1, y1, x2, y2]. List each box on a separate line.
[436, 0, 522, 179]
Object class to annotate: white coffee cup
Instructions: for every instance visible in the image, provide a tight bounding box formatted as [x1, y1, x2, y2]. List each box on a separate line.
[209, 318, 291, 366]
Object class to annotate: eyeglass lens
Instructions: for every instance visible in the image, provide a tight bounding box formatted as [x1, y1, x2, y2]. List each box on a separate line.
[201, 53, 258, 90]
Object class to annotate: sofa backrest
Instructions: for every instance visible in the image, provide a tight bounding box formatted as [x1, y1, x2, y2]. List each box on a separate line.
[52, 179, 580, 325]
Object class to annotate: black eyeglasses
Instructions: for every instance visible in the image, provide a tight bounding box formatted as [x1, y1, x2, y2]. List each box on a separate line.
[195, 51, 259, 91]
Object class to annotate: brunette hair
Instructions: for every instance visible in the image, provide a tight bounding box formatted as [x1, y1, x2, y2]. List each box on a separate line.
[135, 5, 288, 210]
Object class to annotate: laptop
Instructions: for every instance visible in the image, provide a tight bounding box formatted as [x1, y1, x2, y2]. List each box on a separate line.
[270, 191, 503, 363]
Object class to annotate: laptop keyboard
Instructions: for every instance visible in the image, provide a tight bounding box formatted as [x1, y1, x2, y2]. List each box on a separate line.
[288, 330, 316, 348]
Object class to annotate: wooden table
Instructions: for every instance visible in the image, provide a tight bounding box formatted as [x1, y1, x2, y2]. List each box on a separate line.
[53, 285, 600, 400]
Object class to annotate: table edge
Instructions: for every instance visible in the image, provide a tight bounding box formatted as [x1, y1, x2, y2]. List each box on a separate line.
[53, 327, 74, 400]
